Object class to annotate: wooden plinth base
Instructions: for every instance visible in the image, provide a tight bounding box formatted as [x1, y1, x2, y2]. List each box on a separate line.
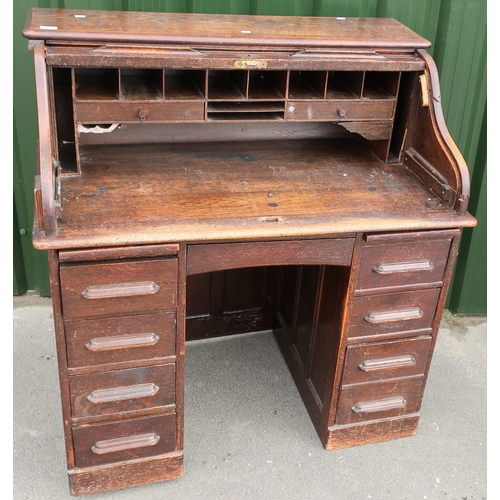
[323, 415, 420, 450]
[68, 451, 183, 496]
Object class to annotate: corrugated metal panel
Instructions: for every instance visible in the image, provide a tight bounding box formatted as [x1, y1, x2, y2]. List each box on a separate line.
[431, 0, 487, 314]
[13, 0, 486, 314]
[13, 0, 51, 296]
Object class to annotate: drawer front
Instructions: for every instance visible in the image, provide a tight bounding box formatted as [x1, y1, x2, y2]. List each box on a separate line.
[73, 413, 176, 467]
[342, 336, 432, 385]
[65, 312, 176, 368]
[336, 376, 424, 425]
[69, 364, 175, 419]
[357, 238, 452, 291]
[75, 101, 205, 123]
[60, 258, 178, 320]
[286, 100, 394, 121]
[349, 288, 440, 341]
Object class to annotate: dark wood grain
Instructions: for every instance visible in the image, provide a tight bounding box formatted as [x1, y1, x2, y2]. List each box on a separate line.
[60, 258, 178, 320]
[349, 288, 440, 341]
[69, 363, 175, 421]
[72, 414, 176, 468]
[65, 312, 176, 368]
[24, 10, 431, 49]
[34, 139, 475, 250]
[342, 336, 432, 384]
[68, 452, 183, 496]
[187, 239, 354, 275]
[336, 375, 424, 424]
[24, 9, 478, 495]
[324, 415, 419, 450]
[356, 237, 452, 292]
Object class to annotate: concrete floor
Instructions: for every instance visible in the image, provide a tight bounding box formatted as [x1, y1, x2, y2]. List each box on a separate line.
[13, 294, 487, 500]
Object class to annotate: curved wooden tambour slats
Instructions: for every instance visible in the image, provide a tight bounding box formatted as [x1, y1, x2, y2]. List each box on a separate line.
[32, 41, 56, 232]
[406, 49, 471, 216]
[23, 9, 431, 50]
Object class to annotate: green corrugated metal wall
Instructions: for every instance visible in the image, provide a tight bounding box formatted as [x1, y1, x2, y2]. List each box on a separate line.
[13, 0, 487, 314]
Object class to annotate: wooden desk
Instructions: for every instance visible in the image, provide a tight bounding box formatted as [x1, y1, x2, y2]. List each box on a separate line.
[23, 9, 477, 496]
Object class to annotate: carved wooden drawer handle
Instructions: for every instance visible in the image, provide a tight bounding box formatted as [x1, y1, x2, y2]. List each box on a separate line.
[81, 281, 160, 299]
[352, 396, 406, 413]
[364, 307, 423, 324]
[87, 383, 160, 404]
[91, 432, 160, 455]
[359, 355, 416, 371]
[373, 259, 434, 274]
[85, 332, 160, 351]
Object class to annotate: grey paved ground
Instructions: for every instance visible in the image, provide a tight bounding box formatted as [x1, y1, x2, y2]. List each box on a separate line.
[13, 295, 487, 500]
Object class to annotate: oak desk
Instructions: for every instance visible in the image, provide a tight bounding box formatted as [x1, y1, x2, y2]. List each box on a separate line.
[23, 9, 477, 496]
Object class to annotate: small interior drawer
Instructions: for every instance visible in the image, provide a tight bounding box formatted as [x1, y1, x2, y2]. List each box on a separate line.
[65, 312, 176, 368]
[336, 376, 424, 425]
[69, 363, 175, 420]
[286, 100, 395, 121]
[60, 258, 178, 320]
[75, 101, 205, 124]
[342, 336, 432, 385]
[72, 413, 176, 467]
[357, 238, 452, 292]
[349, 288, 440, 341]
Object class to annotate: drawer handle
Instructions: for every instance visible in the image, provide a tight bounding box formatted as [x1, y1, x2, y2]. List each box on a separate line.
[364, 307, 423, 324]
[352, 396, 406, 414]
[81, 281, 160, 299]
[85, 332, 160, 351]
[359, 355, 416, 372]
[373, 259, 434, 274]
[337, 108, 347, 117]
[87, 383, 160, 404]
[91, 432, 160, 455]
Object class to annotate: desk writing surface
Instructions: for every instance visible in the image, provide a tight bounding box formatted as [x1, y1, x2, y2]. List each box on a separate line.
[36, 138, 475, 250]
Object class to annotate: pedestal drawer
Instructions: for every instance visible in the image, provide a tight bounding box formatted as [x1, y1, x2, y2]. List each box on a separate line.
[65, 312, 176, 368]
[349, 288, 440, 341]
[342, 336, 432, 385]
[69, 364, 175, 420]
[336, 376, 424, 425]
[357, 238, 452, 291]
[73, 413, 177, 467]
[60, 258, 178, 320]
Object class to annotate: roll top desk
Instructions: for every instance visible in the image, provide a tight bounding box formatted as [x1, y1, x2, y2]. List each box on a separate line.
[23, 9, 477, 496]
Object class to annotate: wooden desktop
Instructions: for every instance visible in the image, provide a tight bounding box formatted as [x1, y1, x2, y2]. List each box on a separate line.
[23, 8, 477, 496]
